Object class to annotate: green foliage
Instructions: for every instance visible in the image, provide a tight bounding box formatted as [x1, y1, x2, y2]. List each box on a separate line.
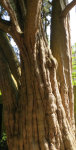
[0, 90, 1, 95]
[0, 133, 8, 150]
[42, 0, 51, 16]
[41, 0, 52, 41]
[72, 43, 76, 85]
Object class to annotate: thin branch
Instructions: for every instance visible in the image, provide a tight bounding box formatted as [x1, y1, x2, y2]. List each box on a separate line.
[1, 0, 22, 33]
[0, 9, 6, 17]
[48, 1, 52, 5]
[1, 0, 17, 25]
[59, 0, 76, 17]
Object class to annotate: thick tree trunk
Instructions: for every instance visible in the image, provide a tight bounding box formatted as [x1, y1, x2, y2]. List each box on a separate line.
[51, 0, 74, 128]
[0, 0, 75, 150]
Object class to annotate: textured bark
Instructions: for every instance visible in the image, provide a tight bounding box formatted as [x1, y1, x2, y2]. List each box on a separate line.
[51, 0, 75, 148]
[0, 0, 75, 150]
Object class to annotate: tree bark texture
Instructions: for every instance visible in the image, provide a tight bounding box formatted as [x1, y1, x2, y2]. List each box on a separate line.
[0, 0, 75, 150]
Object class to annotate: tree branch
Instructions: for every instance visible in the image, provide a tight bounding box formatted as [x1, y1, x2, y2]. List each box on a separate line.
[0, 30, 21, 88]
[18, 0, 26, 19]
[48, 1, 52, 5]
[59, 0, 76, 17]
[1, 0, 17, 25]
[0, 18, 23, 48]
[1, 0, 22, 33]
[0, 46, 19, 103]
[13, 0, 26, 31]
[0, 18, 12, 33]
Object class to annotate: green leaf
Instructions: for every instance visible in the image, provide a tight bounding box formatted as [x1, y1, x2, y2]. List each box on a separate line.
[0, 90, 2, 95]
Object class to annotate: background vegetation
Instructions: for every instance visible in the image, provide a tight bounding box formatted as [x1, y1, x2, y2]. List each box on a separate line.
[72, 43, 76, 85]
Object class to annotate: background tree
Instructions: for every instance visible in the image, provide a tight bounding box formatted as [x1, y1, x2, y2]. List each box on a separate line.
[72, 43, 76, 85]
[0, 0, 76, 150]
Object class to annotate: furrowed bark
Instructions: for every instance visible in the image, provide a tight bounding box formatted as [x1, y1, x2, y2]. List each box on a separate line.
[0, 0, 75, 150]
[0, 47, 19, 149]
[51, 0, 74, 124]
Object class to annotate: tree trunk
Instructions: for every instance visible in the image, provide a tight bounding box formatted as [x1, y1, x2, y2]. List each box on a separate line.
[51, 0, 74, 128]
[0, 0, 75, 150]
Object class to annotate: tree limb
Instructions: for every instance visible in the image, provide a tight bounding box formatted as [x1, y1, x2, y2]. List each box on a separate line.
[18, 0, 26, 19]
[0, 18, 22, 38]
[0, 46, 19, 103]
[0, 30, 21, 89]
[1, 0, 17, 25]
[13, 0, 26, 31]
[0, 18, 12, 33]
[0, 17, 23, 50]
[1, 0, 22, 33]
[59, 0, 76, 17]
[48, 1, 52, 5]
